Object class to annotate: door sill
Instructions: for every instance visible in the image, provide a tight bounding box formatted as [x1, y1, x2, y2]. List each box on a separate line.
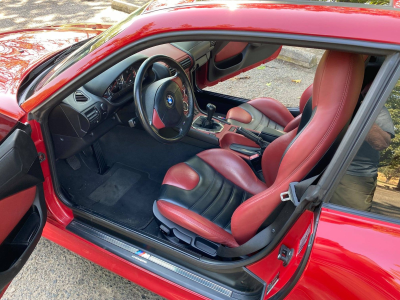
[67, 220, 263, 300]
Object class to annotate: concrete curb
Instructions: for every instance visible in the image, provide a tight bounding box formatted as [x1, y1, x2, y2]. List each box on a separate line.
[111, 0, 139, 14]
[277, 46, 318, 69]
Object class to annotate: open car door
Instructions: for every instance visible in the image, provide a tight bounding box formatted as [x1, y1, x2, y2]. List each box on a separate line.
[0, 123, 45, 297]
[196, 41, 282, 89]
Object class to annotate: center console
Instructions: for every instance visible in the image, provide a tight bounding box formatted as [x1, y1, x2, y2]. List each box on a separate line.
[188, 103, 285, 174]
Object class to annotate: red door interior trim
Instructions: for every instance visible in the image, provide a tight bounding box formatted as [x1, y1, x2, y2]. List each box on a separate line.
[215, 42, 248, 62]
[0, 186, 36, 245]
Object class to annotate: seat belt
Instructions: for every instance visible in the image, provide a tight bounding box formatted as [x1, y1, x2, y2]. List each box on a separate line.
[216, 174, 322, 258]
[280, 173, 322, 207]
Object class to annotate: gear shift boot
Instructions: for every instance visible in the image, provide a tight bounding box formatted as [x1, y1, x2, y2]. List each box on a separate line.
[192, 103, 223, 132]
[193, 116, 223, 132]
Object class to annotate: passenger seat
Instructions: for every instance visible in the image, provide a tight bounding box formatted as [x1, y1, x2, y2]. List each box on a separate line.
[226, 84, 313, 132]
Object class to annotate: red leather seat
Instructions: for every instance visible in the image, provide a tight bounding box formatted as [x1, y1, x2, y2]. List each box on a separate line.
[155, 51, 364, 247]
[226, 84, 313, 132]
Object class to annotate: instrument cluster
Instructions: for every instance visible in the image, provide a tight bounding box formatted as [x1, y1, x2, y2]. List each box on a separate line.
[103, 65, 137, 101]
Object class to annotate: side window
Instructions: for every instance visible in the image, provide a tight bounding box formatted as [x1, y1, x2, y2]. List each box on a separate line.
[203, 47, 321, 107]
[329, 79, 400, 219]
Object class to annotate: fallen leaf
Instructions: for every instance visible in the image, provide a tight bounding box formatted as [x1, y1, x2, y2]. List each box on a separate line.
[265, 82, 272, 86]
[257, 65, 266, 70]
[292, 79, 302, 83]
[232, 75, 250, 80]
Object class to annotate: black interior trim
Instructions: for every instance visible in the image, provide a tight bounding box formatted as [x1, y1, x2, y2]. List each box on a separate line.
[0, 128, 44, 200]
[207, 43, 281, 83]
[33, 31, 400, 273]
[195, 89, 249, 114]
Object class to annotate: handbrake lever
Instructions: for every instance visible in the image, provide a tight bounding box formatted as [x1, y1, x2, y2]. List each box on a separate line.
[236, 127, 269, 151]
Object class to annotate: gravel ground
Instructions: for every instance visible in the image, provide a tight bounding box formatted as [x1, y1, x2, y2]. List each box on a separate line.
[3, 239, 163, 300]
[0, 1, 319, 299]
[0, 0, 127, 33]
[205, 57, 318, 107]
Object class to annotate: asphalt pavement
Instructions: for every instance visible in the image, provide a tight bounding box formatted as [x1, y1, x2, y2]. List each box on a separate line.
[0, 1, 319, 299]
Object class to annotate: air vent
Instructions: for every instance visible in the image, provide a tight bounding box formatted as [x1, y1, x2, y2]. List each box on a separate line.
[169, 57, 192, 75]
[74, 91, 88, 102]
[84, 106, 100, 124]
[180, 57, 191, 69]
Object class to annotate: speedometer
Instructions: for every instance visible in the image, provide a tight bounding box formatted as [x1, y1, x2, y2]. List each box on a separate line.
[104, 87, 113, 100]
[124, 66, 136, 85]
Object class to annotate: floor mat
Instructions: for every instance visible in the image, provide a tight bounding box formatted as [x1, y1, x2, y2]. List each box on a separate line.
[89, 168, 140, 206]
[58, 161, 161, 230]
[99, 126, 205, 182]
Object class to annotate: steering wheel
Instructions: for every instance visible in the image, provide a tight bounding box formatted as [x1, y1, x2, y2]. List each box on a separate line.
[134, 55, 194, 143]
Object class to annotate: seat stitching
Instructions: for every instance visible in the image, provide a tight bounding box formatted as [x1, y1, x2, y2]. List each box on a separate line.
[188, 169, 217, 210]
[241, 190, 248, 204]
[224, 221, 231, 230]
[211, 183, 235, 223]
[256, 114, 268, 131]
[201, 177, 226, 216]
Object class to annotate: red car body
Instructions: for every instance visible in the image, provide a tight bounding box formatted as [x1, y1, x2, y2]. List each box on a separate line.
[1, 1, 400, 299]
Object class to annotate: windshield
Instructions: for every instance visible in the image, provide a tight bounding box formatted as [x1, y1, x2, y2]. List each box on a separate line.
[35, 4, 148, 92]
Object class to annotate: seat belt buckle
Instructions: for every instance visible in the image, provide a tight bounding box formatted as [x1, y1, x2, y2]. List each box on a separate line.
[280, 182, 300, 206]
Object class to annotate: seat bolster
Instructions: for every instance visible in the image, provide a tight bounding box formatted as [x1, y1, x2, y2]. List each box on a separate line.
[284, 114, 301, 132]
[226, 107, 252, 124]
[162, 163, 199, 190]
[248, 97, 294, 126]
[157, 200, 239, 248]
[197, 149, 267, 195]
[299, 84, 313, 113]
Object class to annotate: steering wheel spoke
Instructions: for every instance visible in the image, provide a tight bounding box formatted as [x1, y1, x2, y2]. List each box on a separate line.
[134, 55, 194, 143]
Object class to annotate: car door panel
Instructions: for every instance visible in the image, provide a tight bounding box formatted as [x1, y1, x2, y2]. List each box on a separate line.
[214, 42, 248, 62]
[286, 206, 400, 299]
[196, 42, 282, 89]
[0, 126, 45, 293]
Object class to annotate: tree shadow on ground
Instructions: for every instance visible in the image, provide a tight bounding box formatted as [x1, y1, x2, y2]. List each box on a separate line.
[0, 0, 127, 33]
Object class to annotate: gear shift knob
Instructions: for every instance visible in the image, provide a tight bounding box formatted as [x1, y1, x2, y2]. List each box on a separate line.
[206, 103, 216, 122]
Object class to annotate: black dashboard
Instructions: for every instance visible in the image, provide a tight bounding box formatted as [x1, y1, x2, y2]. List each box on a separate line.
[49, 53, 170, 159]
[49, 42, 214, 159]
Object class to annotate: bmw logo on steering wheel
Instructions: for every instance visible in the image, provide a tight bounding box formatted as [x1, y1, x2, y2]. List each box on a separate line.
[166, 94, 175, 108]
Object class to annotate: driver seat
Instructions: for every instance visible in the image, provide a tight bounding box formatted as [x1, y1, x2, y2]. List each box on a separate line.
[154, 51, 364, 249]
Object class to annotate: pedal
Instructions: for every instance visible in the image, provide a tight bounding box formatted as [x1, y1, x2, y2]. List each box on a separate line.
[128, 117, 138, 128]
[66, 155, 81, 171]
[92, 141, 108, 175]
